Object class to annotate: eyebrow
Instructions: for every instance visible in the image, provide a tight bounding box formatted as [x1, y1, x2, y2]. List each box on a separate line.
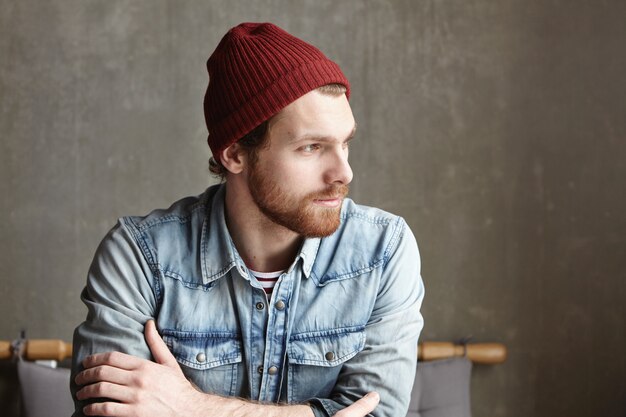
[290, 123, 357, 143]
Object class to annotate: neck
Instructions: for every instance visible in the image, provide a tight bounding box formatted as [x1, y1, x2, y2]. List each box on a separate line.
[223, 181, 303, 273]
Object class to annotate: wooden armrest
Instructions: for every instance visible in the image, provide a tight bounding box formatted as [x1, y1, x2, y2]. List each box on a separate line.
[0, 339, 72, 362]
[419, 341, 507, 364]
[3, 338, 506, 364]
[0, 341, 11, 360]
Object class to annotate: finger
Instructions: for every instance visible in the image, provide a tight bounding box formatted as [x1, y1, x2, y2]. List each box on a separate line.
[83, 401, 131, 417]
[76, 381, 135, 403]
[82, 351, 144, 371]
[75, 364, 134, 387]
[335, 392, 380, 417]
[144, 320, 178, 369]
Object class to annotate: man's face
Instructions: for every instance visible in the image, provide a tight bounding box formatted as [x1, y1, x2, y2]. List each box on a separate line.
[247, 89, 356, 238]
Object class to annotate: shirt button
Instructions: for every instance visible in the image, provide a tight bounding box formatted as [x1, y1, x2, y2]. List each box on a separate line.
[274, 300, 285, 310]
[257, 365, 264, 374]
[268, 365, 279, 375]
[196, 352, 206, 363]
[325, 351, 335, 361]
[256, 302, 265, 310]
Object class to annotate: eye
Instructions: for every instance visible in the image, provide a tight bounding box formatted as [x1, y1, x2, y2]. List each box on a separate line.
[300, 143, 321, 153]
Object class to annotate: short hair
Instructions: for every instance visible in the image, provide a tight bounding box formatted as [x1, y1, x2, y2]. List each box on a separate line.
[208, 83, 347, 180]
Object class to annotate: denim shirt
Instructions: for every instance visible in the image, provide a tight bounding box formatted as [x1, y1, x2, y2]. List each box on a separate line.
[71, 184, 425, 417]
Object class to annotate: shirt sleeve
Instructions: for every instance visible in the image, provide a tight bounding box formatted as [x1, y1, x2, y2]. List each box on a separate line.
[308, 218, 425, 417]
[70, 219, 158, 416]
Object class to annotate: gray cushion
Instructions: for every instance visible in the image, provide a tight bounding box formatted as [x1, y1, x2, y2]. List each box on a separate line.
[17, 361, 73, 417]
[406, 357, 472, 417]
[16, 357, 471, 417]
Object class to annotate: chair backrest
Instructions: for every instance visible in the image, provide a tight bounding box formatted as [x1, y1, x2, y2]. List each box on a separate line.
[17, 361, 73, 417]
[16, 354, 473, 417]
[406, 357, 473, 417]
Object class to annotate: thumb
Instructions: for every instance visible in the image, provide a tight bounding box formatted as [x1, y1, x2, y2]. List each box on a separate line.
[144, 320, 179, 370]
[334, 392, 380, 417]
[356, 392, 380, 412]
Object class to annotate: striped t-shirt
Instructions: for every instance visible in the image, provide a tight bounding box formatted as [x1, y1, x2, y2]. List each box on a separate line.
[249, 269, 283, 297]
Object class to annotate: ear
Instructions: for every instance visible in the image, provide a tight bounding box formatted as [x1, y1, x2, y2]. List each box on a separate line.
[220, 142, 246, 174]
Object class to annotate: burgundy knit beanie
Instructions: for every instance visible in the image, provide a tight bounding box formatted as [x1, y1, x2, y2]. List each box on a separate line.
[204, 22, 350, 162]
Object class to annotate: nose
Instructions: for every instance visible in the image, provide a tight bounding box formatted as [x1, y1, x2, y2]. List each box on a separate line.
[325, 147, 353, 185]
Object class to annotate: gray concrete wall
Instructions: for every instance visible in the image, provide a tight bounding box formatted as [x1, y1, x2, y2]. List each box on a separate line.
[1, 1, 624, 416]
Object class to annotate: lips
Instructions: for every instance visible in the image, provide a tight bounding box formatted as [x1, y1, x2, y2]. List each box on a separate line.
[313, 197, 342, 208]
[309, 185, 349, 208]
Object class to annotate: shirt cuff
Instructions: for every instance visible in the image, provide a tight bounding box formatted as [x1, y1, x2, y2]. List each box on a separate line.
[308, 397, 343, 417]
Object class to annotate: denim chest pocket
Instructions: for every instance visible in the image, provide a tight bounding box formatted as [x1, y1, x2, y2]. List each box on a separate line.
[287, 327, 365, 402]
[162, 330, 243, 397]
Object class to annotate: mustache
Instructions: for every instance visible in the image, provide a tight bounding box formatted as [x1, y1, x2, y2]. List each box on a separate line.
[309, 184, 349, 200]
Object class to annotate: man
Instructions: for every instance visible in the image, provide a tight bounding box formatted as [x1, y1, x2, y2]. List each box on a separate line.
[71, 22, 424, 417]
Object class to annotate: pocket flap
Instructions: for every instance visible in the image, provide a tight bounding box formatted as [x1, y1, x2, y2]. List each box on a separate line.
[288, 326, 365, 367]
[162, 330, 242, 370]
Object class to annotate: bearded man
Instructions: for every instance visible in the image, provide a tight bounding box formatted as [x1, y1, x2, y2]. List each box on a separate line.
[71, 22, 425, 417]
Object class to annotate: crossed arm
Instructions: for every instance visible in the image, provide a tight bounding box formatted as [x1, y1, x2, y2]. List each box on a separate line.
[74, 320, 379, 417]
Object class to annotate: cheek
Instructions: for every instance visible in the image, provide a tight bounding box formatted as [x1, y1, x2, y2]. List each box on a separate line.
[273, 160, 315, 184]
[260, 152, 323, 192]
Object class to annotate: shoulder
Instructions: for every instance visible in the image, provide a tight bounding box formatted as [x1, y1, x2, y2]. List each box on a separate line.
[340, 198, 404, 228]
[122, 185, 221, 233]
[310, 198, 415, 284]
[337, 198, 411, 260]
[102, 185, 222, 264]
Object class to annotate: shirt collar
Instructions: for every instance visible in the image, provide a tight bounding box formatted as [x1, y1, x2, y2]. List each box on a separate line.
[200, 184, 244, 284]
[200, 183, 323, 284]
[297, 237, 321, 278]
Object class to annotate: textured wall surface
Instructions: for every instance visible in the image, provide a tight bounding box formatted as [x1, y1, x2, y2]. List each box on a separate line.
[1, 1, 625, 416]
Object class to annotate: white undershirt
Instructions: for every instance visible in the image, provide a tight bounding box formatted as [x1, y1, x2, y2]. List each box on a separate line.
[249, 269, 283, 296]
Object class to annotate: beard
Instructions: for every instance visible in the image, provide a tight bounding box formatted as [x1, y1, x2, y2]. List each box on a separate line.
[248, 164, 348, 238]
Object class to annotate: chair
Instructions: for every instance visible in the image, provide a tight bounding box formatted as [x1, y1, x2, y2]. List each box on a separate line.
[1, 339, 506, 417]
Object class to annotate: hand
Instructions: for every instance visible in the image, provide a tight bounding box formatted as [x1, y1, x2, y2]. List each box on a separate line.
[75, 320, 378, 417]
[75, 320, 207, 416]
[333, 392, 380, 417]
